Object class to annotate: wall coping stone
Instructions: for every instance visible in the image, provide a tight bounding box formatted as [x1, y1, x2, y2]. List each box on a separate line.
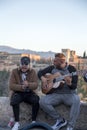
[0, 97, 87, 129]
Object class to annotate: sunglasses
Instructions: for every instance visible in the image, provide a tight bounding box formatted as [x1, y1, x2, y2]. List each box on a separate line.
[21, 62, 29, 65]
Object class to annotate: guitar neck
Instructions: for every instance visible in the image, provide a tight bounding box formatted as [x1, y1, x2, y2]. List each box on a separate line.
[55, 72, 77, 82]
[45, 70, 86, 83]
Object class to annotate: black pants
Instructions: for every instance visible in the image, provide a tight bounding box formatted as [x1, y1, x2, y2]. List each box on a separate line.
[10, 91, 39, 122]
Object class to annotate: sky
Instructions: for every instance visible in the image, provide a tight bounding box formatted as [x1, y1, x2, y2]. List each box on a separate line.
[0, 0, 87, 56]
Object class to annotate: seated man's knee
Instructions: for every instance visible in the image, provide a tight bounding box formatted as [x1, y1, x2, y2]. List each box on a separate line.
[73, 95, 80, 107]
[39, 97, 46, 107]
[10, 93, 21, 105]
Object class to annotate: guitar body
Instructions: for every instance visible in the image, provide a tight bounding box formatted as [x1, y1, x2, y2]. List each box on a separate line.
[41, 73, 61, 94]
[41, 81, 53, 94]
[41, 69, 85, 94]
[41, 80, 65, 94]
[41, 86, 52, 94]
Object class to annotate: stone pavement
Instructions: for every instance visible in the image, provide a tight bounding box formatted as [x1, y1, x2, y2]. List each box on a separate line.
[0, 127, 10, 130]
[0, 127, 87, 130]
[0, 97, 87, 130]
[0, 121, 87, 130]
[0, 126, 87, 130]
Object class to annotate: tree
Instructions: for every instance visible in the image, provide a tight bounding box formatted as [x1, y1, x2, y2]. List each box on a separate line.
[0, 70, 10, 96]
[83, 51, 86, 58]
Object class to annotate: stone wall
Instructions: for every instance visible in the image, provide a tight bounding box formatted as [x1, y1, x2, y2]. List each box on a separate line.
[0, 97, 87, 129]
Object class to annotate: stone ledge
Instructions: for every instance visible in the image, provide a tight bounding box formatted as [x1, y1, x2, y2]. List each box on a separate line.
[0, 97, 87, 129]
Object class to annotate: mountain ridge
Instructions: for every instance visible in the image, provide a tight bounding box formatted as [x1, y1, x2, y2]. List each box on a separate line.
[0, 45, 55, 58]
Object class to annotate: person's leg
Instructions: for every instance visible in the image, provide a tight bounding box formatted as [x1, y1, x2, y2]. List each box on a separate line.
[24, 92, 39, 121]
[39, 93, 67, 130]
[10, 93, 24, 130]
[10, 93, 23, 122]
[12, 105, 20, 122]
[31, 94, 39, 121]
[39, 93, 63, 120]
[63, 94, 80, 128]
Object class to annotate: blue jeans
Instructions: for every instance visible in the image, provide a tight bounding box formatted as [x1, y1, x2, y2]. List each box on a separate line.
[39, 93, 80, 128]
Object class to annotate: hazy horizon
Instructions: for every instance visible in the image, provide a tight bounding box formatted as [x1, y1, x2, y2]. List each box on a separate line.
[0, 0, 87, 56]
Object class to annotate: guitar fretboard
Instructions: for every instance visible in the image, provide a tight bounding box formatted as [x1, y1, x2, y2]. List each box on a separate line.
[55, 72, 77, 82]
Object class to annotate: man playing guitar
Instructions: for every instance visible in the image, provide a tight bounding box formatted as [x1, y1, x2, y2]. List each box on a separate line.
[38, 53, 80, 130]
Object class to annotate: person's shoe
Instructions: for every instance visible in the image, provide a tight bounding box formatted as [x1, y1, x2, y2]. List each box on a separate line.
[11, 122, 20, 130]
[32, 121, 36, 123]
[8, 117, 14, 128]
[52, 118, 67, 130]
[66, 125, 73, 130]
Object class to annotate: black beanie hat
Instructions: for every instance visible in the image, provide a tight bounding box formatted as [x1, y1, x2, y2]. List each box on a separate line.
[21, 56, 30, 65]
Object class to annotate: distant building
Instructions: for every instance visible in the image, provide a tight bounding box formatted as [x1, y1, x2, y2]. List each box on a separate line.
[62, 49, 70, 62]
[62, 49, 78, 63]
[0, 50, 87, 71]
[21, 53, 41, 61]
[0, 52, 9, 60]
[62, 49, 87, 69]
[0, 52, 41, 71]
[7, 54, 21, 64]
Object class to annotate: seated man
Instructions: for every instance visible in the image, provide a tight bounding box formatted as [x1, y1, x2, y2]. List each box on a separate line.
[38, 53, 80, 130]
[9, 56, 39, 130]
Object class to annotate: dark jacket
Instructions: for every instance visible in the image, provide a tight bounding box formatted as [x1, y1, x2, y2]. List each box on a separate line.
[38, 64, 78, 94]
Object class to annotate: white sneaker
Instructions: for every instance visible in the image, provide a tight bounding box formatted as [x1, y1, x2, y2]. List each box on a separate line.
[66, 126, 73, 130]
[8, 117, 14, 128]
[12, 122, 20, 130]
[52, 118, 67, 130]
[32, 121, 36, 123]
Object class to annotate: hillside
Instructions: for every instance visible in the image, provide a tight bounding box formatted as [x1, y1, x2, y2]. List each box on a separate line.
[0, 45, 55, 58]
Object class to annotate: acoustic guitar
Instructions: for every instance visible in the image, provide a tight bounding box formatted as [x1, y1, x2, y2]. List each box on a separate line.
[41, 70, 86, 94]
